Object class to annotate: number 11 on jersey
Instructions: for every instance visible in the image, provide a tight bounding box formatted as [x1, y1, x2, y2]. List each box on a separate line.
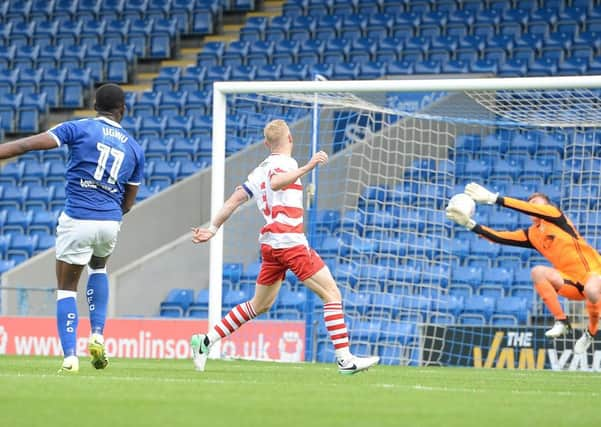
[94, 142, 124, 185]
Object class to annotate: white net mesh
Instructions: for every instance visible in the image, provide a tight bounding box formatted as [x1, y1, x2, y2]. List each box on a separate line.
[216, 84, 601, 367]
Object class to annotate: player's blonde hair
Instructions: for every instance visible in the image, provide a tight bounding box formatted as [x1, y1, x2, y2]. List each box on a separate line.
[264, 119, 289, 148]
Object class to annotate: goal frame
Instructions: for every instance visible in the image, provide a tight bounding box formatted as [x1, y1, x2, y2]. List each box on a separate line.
[208, 75, 601, 358]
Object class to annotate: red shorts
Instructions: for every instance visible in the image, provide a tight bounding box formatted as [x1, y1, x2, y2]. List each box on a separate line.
[257, 244, 326, 285]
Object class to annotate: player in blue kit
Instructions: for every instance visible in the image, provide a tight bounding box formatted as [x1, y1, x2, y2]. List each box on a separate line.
[0, 84, 144, 372]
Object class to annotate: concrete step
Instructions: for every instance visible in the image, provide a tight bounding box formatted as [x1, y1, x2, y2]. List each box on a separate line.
[71, 109, 96, 117]
[263, 0, 284, 14]
[120, 83, 152, 92]
[160, 59, 196, 68]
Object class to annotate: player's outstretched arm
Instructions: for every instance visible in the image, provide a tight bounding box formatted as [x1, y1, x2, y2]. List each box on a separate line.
[0, 133, 58, 160]
[465, 182, 562, 223]
[446, 200, 533, 248]
[270, 150, 328, 191]
[191, 186, 249, 244]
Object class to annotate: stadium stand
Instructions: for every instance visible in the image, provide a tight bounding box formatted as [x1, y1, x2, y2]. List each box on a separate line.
[4, 0, 600, 366]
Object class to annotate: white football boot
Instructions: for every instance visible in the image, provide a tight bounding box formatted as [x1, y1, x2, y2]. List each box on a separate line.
[574, 329, 594, 354]
[190, 334, 210, 372]
[58, 355, 79, 374]
[337, 355, 380, 375]
[545, 319, 572, 338]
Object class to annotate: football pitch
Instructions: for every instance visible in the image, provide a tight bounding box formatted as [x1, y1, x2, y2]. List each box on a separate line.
[1, 356, 599, 427]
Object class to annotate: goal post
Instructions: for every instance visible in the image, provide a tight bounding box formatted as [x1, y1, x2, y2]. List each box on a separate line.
[209, 76, 601, 366]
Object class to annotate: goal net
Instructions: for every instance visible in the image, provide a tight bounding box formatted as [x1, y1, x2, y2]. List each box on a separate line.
[209, 77, 601, 367]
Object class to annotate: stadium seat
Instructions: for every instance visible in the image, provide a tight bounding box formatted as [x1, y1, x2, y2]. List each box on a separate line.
[451, 266, 482, 290]
[495, 296, 528, 323]
[150, 18, 177, 59]
[160, 288, 195, 317]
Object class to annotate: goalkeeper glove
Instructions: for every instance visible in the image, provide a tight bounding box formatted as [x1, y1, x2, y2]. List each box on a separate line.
[445, 206, 476, 230]
[464, 182, 498, 205]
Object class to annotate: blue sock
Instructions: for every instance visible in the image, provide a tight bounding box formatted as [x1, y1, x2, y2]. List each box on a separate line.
[56, 290, 78, 357]
[87, 267, 108, 335]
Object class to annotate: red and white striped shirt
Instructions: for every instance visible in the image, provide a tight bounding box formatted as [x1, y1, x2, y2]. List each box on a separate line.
[243, 154, 308, 249]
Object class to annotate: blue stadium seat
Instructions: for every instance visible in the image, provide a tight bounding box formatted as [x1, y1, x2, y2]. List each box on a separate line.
[134, 91, 162, 116]
[4, 210, 33, 234]
[120, 116, 141, 138]
[153, 67, 182, 93]
[462, 295, 495, 321]
[160, 288, 195, 317]
[451, 265, 482, 289]
[470, 58, 498, 74]
[558, 57, 588, 76]
[490, 314, 518, 326]
[14, 45, 40, 69]
[333, 63, 359, 80]
[29, 209, 58, 235]
[161, 91, 188, 118]
[10, 21, 35, 47]
[432, 294, 464, 317]
[265, 15, 291, 41]
[0, 93, 22, 133]
[240, 16, 268, 42]
[386, 60, 414, 75]
[297, 39, 324, 65]
[106, 44, 134, 84]
[128, 18, 153, 57]
[266, 63, 299, 82]
[222, 263, 243, 285]
[359, 61, 385, 79]
[528, 57, 559, 76]
[149, 159, 180, 186]
[62, 68, 91, 108]
[349, 37, 376, 63]
[270, 39, 298, 65]
[164, 115, 192, 139]
[222, 41, 249, 66]
[255, 64, 281, 81]
[222, 287, 252, 312]
[144, 138, 172, 160]
[184, 90, 211, 116]
[104, 18, 130, 46]
[247, 40, 274, 66]
[495, 296, 528, 323]
[323, 38, 350, 64]
[150, 18, 177, 58]
[8, 234, 38, 260]
[375, 36, 401, 63]
[139, 116, 167, 139]
[289, 15, 316, 41]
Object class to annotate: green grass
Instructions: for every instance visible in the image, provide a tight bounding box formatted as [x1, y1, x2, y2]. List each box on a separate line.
[1, 356, 599, 427]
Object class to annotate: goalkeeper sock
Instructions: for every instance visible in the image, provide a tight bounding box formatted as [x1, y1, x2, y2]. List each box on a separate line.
[86, 267, 108, 335]
[535, 280, 566, 320]
[56, 290, 78, 357]
[323, 301, 352, 361]
[206, 301, 257, 344]
[586, 300, 600, 335]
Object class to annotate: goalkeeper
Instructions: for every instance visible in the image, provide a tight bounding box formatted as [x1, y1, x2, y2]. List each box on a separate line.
[446, 182, 601, 355]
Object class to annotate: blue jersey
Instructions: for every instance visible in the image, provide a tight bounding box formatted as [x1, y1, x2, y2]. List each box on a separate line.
[48, 117, 145, 221]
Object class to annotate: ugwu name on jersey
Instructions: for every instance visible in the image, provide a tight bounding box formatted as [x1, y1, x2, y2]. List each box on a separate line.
[102, 127, 128, 143]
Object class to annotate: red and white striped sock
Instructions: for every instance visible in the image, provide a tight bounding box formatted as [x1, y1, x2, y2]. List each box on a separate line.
[207, 301, 257, 344]
[323, 301, 352, 361]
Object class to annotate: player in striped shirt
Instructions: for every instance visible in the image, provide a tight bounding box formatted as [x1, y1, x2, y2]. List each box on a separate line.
[190, 119, 380, 374]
